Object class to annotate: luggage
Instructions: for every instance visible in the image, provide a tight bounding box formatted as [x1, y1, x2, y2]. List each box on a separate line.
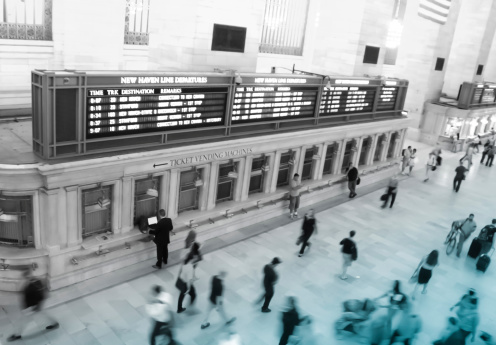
[467, 238, 482, 258]
[476, 254, 491, 272]
[436, 155, 442, 166]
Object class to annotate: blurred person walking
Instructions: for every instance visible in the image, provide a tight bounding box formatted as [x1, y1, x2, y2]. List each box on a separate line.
[256, 257, 281, 313]
[407, 148, 417, 175]
[459, 143, 475, 170]
[201, 271, 236, 330]
[388, 297, 422, 345]
[297, 209, 317, 257]
[146, 285, 177, 345]
[451, 293, 479, 344]
[340, 231, 357, 280]
[401, 146, 412, 174]
[432, 317, 461, 345]
[279, 296, 307, 345]
[486, 145, 495, 167]
[453, 161, 468, 193]
[454, 214, 477, 257]
[176, 256, 197, 313]
[346, 162, 359, 198]
[381, 174, 399, 209]
[478, 219, 496, 254]
[411, 250, 439, 298]
[289, 173, 303, 219]
[7, 269, 59, 342]
[149, 209, 175, 269]
[424, 152, 437, 182]
[480, 141, 491, 164]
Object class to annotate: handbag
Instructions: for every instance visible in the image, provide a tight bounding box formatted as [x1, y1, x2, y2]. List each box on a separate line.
[175, 265, 187, 292]
[380, 194, 388, 201]
[356, 177, 361, 185]
[296, 235, 304, 246]
[431, 166, 437, 171]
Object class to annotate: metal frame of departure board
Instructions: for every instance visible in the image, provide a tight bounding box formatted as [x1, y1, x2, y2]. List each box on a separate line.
[457, 82, 496, 109]
[31, 70, 408, 159]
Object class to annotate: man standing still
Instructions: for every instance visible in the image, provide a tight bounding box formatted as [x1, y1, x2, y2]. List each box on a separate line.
[453, 161, 468, 193]
[201, 271, 236, 329]
[149, 209, 174, 269]
[289, 173, 303, 219]
[258, 257, 281, 313]
[340, 231, 357, 280]
[346, 163, 359, 198]
[455, 214, 477, 257]
[401, 146, 412, 174]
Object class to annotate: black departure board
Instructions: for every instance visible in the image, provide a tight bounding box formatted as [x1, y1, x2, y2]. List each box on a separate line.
[481, 89, 496, 103]
[319, 86, 376, 116]
[86, 87, 228, 138]
[377, 87, 398, 111]
[472, 88, 483, 104]
[231, 85, 318, 123]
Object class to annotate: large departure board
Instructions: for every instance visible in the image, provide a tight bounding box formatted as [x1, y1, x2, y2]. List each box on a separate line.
[231, 84, 319, 123]
[377, 87, 398, 111]
[319, 86, 376, 116]
[86, 87, 228, 138]
[481, 89, 496, 103]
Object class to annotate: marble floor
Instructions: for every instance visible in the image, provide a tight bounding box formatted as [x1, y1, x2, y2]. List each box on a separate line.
[1, 140, 495, 345]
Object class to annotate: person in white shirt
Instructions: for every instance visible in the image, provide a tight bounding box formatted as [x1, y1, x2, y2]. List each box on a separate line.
[424, 152, 437, 182]
[146, 285, 176, 345]
[288, 174, 303, 219]
[460, 143, 475, 170]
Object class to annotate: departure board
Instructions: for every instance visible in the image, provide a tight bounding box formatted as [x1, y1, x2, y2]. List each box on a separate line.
[472, 88, 483, 104]
[319, 86, 376, 116]
[481, 89, 496, 103]
[231, 85, 319, 123]
[377, 87, 398, 111]
[86, 87, 228, 138]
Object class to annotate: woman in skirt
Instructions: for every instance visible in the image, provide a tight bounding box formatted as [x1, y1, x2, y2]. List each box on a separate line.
[413, 250, 439, 297]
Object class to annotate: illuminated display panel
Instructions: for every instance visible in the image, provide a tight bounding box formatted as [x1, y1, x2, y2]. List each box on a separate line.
[319, 86, 376, 116]
[481, 89, 496, 103]
[377, 87, 398, 111]
[472, 88, 483, 104]
[86, 87, 228, 138]
[231, 83, 319, 123]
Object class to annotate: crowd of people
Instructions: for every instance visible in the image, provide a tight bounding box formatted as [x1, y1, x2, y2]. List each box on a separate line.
[5, 137, 496, 345]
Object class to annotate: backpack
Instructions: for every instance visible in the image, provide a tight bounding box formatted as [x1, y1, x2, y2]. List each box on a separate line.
[351, 243, 358, 261]
[23, 278, 46, 309]
[401, 149, 405, 157]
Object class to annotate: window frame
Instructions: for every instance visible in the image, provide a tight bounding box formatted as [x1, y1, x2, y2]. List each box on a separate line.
[301, 148, 314, 181]
[216, 162, 236, 203]
[124, 0, 150, 45]
[248, 156, 266, 195]
[323, 144, 337, 175]
[277, 152, 292, 187]
[0, 194, 34, 247]
[0, 0, 52, 41]
[133, 176, 160, 222]
[82, 185, 113, 238]
[178, 169, 201, 213]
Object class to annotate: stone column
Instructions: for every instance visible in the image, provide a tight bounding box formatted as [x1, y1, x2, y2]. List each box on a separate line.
[167, 169, 180, 218]
[367, 134, 380, 166]
[57, 187, 68, 249]
[207, 162, 219, 210]
[65, 186, 80, 247]
[263, 153, 275, 194]
[240, 155, 253, 201]
[39, 188, 61, 249]
[233, 157, 246, 202]
[394, 130, 406, 158]
[314, 143, 326, 180]
[353, 137, 365, 166]
[381, 132, 393, 162]
[197, 164, 210, 211]
[269, 151, 282, 193]
[334, 140, 347, 175]
[296, 146, 307, 177]
[290, 148, 301, 179]
[121, 176, 134, 233]
[111, 180, 121, 235]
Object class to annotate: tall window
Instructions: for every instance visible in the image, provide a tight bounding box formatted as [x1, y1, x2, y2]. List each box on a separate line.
[301, 148, 314, 181]
[217, 163, 237, 203]
[249, 157, 266, 194]
[0, 195, 33, 247]
[259, 0, 310, 56]
[359, 138, 371, 166]
[134, 176, 160, 222]
[341, 141, 354, 173]
[374, 136, 385, 162]
[0, 0, 52, 40]
[124, 0, 150, 45]
[179, 170, 201, 213]
[82, 186, 112, 238]
[277, 152, 292, 186]
[387, 133, 398, 158]
[323, 144, 337, 175]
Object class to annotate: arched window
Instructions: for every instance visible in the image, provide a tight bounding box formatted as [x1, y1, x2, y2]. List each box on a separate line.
[124, 0, 150, 45]
[0, 0, 52, 40]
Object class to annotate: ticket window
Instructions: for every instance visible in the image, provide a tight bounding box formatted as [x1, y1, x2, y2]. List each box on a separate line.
[0, 195, 34, 247]
[358, 137, 372, 166]
[341, 141, 354, 173]
[277, 152, 292, 187]
[301, 148, 314, 181]
[178, 170, 201, 213]
[134, 176, 160, 222]
[249, 157, 266, 194]
[374, 136, 384, 162]
[82, 186, 112, 238]
[387, 133, 398, 159]
[322, 144, 337, 175]
[444, 118, 462, 138]
[217, 162, 237, 203]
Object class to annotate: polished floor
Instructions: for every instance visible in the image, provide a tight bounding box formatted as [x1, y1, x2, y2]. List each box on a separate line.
[1, 140, 495, 345]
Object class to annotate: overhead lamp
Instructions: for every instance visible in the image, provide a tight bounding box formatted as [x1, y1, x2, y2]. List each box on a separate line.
[97, 184, 111, 209]
[261, 156, 270, 172]
[234, 73, 243, 85]
[0, 214, 18, 223]
[312, 146, 321, 160]
[146, 177, 159, 197]
[227, 161, 238, 179]
[194, 169, 203, 187]
[288, 151, 296, 166]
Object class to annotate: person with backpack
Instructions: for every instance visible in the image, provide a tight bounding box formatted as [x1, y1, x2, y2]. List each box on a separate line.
[146, 285, 177, 345]
[478, 219, 496, 254]
[297, 209, 317, 257]
[7, 269, 59, 342]
[454, 214, 477, 257]
[340, 231, 357, 280]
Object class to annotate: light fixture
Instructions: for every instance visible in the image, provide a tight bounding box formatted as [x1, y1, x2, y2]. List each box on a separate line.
[234, 73, 243, 85]
[227, 160, 238, 178]
[0, 214, 18, 223]
[146, 177, 159, 197]
[288, 151, 296, 166]
[214, 68, 242, 85]
[97, 184, 111, 209]
[261, 156, 270, 172]
[312, 146, 321, 160]
[194, 169, 203, 187]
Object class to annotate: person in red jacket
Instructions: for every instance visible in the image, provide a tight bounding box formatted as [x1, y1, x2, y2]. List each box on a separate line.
[149, 209, 175, 269]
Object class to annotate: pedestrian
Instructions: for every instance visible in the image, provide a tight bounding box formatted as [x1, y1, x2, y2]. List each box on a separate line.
[459, 143, 474, 170]
[201, 271, 236, 330]
[407, 148, 417, 175]
[474, 135, 481, 154]
[149, 209, 175, 269]
[375, 280, 407, 336]
[295, 316, 318, 345]
[185, 241, 202, 281]
[7, 269, 59, 342]
[401, 146, 412, 174]
[450, 289, 477, 315]
[424, 152, 437, 182]
[146, 285, 177, 345]
[451, 136, 458, 153]
[412, 250, 439, 298]
[486, 145, 495, 167]
[478, 219, 496, 254]
[256, 257, 281, 313]
[339, 230, 357, 280]
[381, 174, 399, 208]
[388, 297, 422, 345]
[176, 256, 197, 313]
[480, 141, 490, 164]
[289, 173, 303, 219]
[432, 317, 461, 345]
[297, 209, 317, 257]
[279, 296, 307, 345]
[346, 162, 359, 198]
[453, 161, 468, 193]
[452, 295, 479, 344]
[454, 214, 477, 257]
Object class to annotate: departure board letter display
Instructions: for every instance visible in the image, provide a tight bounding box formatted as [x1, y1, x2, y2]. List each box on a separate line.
[86, 87, 228, 138]
[319, 86, 376, 116]
[376, 87, 398, 111]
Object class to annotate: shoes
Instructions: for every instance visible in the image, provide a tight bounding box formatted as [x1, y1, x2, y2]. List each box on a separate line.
[163, 260, 168, 265]
[381, 205, 386, 209]
[294, 212, 298, 217]
[177, 308, 186, 314]
[423, 178, 429, 182]
[152, 265, 162, 269]
[201, 322, 210, 329]
[261, 308, 271, 313]
[389, 205, 393, 208]
[421, 290, 427, 295]
[352, 193, 357, 198]
[7, 334, 21, 342]
[298, 254, 303, 257]
[340, 275, 348, 280]
[226, 317, 236, 325]
[46, 323, 59, 330]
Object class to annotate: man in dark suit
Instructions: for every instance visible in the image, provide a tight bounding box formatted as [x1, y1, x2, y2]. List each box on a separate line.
[257, 257, 281, 313]
[149, 209, 174, 269]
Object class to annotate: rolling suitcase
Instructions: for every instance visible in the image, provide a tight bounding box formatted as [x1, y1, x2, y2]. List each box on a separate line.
[467, 238, 482, 258]
[476, 249, 493, 273]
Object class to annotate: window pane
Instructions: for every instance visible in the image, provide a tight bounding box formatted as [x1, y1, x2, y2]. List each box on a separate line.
[323, 158, 332, 174]
[216, 181, 233, 202]
[302, 162, 312, 180]
[277, 168, 289, 186]
[25, 0, 34, 24]
[252, 157, 264, 170]
[249, 174, 263, 194]
[179, 188, 198, 212]
[83, 186, 112, 237]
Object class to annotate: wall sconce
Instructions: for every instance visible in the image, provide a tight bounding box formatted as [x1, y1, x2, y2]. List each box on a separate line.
[288, 151, 296, 166]
[261, 156, 270, 172]
[227, 161, 238, 178]
[194, 169, 203, 187]
[146, 176, 159, 197]
[312, 146, 321, 160]
[97, 184, 111, 208]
